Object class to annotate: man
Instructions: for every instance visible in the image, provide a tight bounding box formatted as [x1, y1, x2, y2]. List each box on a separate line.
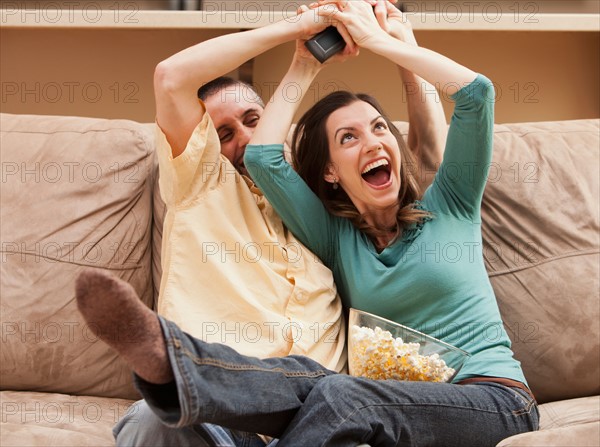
[110, 3, 446, 445]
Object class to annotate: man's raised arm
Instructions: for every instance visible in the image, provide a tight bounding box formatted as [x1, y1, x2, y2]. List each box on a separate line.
[374, 0, 447, 190]
[153, 6, 339, 158]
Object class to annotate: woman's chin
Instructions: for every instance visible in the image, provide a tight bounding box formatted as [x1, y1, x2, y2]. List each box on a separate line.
[363, 194, 401, 213]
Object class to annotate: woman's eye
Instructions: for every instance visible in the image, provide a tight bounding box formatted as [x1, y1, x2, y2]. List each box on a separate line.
[341, 133, 354, 144]
[374, 121, 387, 131]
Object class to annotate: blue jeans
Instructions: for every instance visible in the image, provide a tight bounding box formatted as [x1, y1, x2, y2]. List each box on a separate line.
[123, 316, 538, 446]
[114, 400, 270, 447]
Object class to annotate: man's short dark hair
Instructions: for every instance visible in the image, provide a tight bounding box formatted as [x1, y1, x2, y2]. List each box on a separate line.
[197, 76, 264, 107]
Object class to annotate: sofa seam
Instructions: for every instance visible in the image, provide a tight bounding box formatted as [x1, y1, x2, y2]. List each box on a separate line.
[488, 249, 599, 277]
[0, 251, 142, 270]
[492, 128, 599, 137]
[0, 127, 143, 136]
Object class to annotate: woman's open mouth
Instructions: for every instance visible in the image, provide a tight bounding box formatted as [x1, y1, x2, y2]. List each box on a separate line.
[361, 158, 392, 189]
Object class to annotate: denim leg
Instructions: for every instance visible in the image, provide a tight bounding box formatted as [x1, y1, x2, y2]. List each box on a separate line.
[113, 400, 268, 447]
[276, 375, 539, 447]
[134, 316, 335, 438]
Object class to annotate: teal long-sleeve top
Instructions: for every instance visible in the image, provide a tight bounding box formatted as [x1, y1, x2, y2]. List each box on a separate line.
[245, 74, 527, 385]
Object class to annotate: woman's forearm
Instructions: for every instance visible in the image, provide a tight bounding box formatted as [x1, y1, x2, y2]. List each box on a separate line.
[367, 34, 477, 96]
[249, 60, 321, 146]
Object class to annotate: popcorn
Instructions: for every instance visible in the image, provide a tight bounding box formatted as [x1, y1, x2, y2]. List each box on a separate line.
[349, 325, 456, 382]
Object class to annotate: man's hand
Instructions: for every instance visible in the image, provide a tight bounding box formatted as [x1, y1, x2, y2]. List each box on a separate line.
[293, 4, 359, 70]
[373, 1, 417, 45]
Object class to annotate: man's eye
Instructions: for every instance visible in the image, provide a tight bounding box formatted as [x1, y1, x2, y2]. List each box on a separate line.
[219, 132, 232, 143]
[245, 116, 260, 127]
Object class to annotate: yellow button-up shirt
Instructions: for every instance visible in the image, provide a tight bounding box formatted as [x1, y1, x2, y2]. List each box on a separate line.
[155, 104, 346, 373]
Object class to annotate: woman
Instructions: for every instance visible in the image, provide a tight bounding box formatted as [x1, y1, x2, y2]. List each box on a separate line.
[242, 0, 539, 443]
[76, 1, 538, 445]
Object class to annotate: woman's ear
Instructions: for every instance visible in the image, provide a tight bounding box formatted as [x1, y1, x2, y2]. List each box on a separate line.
[323, 162, 338, 184]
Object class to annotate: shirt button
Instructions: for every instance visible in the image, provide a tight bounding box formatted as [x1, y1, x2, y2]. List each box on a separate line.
[295, 291, 308, 303]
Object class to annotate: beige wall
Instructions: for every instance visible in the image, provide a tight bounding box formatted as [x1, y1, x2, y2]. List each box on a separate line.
[1, 27, 236, 121]
[1, 27, 598, 123]
[254, 30, 600, 123]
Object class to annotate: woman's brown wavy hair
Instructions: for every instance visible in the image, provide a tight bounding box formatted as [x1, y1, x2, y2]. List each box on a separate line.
[291, 91, 431, 247]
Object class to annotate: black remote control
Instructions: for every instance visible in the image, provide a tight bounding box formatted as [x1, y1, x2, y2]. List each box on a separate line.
[305, 4, 403, 63]
[305, 26, 346, 64]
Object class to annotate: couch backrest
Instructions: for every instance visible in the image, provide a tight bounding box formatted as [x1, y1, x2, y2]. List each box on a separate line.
[2, 113, 598, 404]
[0, 113, 156, 400]
[477, 119, 599, 404]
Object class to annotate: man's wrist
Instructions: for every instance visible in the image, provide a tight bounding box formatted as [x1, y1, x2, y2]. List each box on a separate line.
[291, 53, 322, 74]
[268, 17, 304, 46]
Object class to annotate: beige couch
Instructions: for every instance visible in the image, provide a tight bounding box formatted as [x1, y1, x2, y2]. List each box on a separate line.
[1, 112, 598, 446]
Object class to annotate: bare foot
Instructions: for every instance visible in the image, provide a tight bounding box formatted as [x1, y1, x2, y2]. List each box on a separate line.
[75, 269, 174, 384]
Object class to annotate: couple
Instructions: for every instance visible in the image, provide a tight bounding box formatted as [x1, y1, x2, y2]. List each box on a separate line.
[76, 1, 539, 445]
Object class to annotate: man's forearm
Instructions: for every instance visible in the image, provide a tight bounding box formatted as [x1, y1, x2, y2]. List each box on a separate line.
[157, 20, 298, 98]
[154, 20, 302, 158]
[400, 67, 446, 167]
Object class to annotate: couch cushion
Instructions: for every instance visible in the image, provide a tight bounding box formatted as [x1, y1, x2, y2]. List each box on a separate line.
[538, 396, 600, 430]
[481, 119, 600, 404]
[0, 113, 155, 399]
[496, 422, 600, 447]
[0, 390, 134, 446]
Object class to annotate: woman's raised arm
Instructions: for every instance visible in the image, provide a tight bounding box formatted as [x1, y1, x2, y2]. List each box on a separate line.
[322, 0, 477, 91]
[248, 6, 356, 147]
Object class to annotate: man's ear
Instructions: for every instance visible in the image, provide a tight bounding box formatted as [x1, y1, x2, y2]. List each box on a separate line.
[323, 162, 338, 184]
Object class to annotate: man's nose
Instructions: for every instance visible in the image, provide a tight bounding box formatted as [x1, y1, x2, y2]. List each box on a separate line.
[238, 126, 254, 150]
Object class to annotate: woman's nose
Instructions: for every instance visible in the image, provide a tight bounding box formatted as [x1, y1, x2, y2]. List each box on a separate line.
[364, 138, 383, 154]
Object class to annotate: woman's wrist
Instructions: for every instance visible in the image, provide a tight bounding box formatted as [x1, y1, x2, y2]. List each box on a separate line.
[363, 31, 400, 55]
[388, 30, 417, 46]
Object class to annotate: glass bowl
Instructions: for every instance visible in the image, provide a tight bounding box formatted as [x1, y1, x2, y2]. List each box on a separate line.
[348, 308, 471, 383]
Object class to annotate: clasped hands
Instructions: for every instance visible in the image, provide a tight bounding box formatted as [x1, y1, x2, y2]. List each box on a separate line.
[292, 0, 412, 67]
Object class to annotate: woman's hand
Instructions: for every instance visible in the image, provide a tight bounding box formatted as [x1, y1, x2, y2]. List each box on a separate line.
[315, 0, 388, 49]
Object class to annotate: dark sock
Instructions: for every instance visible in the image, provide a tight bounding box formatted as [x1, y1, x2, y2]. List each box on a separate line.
[75, 268, 174, 384]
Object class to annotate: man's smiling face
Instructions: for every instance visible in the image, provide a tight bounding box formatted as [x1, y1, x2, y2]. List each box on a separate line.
[204, 84, 264, 177]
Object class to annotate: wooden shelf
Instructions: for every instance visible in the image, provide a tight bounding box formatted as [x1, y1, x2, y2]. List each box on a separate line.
[1, 10, 599, 31]
[1, 6, 598, 123]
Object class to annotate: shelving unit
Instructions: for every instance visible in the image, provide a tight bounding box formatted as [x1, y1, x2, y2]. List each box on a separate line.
[2, 9, 599, 30]
[1, 8, 598, 123]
